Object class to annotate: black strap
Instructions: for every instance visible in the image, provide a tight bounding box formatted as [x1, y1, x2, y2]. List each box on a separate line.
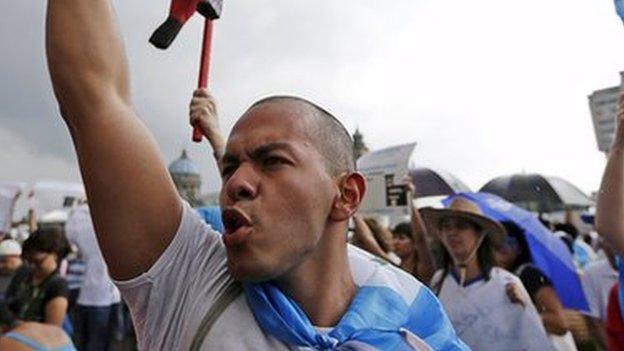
[189, 280, 243, 351]
[432, 268, 448, 296]
[514, 262, 533, 277]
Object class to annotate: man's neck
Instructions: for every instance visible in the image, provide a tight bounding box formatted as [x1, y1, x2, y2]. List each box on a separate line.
[274, 229, 356, 327]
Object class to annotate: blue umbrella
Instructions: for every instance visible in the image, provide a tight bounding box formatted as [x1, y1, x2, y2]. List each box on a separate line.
[442, 192, 590, 312]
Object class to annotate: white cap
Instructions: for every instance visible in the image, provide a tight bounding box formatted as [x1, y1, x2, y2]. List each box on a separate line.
[0, 240, 22, 257]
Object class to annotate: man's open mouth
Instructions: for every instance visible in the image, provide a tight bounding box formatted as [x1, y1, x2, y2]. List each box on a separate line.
[221, 207, 253, 245]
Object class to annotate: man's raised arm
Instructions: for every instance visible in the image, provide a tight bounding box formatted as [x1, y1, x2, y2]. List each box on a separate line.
[46, 0, 182, 280]
[596, 91, 624, 256]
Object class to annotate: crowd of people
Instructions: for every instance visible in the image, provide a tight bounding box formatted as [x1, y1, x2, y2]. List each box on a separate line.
[2, 0, 624, 350]
[0, 202, 131, 351]
[2, 178, 620, 350]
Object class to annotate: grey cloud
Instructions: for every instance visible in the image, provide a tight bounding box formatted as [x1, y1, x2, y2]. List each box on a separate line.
[2, 1, 410, 191]
[1, 0, 614, 195]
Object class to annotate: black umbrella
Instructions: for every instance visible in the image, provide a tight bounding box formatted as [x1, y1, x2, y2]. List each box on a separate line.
[480, 173, 593, 213]
[409, 167, 471, 198]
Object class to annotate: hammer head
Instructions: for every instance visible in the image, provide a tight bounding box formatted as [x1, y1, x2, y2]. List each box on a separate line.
[150, 0, 224, 50]
[197, 0, 223, 20]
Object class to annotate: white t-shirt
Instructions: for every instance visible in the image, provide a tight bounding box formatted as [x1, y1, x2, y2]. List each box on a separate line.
[431, 267, 554, 351]
[65, 205, 120, 307]
[114, 203, 435, 350]
[582, 258, 618, 321]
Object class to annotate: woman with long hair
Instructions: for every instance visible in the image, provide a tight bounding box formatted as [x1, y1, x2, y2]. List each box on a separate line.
[422, 197, 553, 351]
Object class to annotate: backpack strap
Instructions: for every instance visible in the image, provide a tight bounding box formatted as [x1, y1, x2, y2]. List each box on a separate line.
[431, 268, 448, 296]
[189, 280, 243, 351]
[514, 262, 533, 277]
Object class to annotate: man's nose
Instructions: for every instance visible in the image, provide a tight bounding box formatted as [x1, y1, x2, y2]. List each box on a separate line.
[224, 164, 258, 202]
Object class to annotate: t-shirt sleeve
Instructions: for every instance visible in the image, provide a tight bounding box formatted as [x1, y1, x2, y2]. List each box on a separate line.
[113, 201, 229, 350]
[518, 265, 552, 301]
[43, 277, 69, 305]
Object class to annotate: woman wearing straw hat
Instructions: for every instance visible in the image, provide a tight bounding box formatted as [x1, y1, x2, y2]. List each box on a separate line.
[422, 197, 554, 351]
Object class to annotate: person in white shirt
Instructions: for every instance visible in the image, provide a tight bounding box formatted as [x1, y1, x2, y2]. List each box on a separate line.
[422, 197, 554, 351]
[45, 0, 468, 349]
[582, 241, 618, 348]
[65, 204, 121, 351]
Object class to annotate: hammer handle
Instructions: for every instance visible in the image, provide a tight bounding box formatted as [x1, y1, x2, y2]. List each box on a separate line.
[193, 19, 214, 142]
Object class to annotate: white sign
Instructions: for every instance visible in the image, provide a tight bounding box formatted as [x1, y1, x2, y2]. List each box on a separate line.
[357, 143, 416, 222]
[32, 181, 85, 213]
[588, 72, 624, 153]
[0, 184, 22, 234]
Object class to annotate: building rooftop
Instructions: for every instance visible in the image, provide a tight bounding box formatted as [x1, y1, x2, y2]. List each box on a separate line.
[168, 150, 200, 176]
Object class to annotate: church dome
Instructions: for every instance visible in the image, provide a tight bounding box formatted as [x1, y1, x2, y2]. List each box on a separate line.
[168, 150, 200, 176]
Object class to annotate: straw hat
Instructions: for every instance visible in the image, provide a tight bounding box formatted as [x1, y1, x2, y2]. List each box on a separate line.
[420, 197, 506, 245]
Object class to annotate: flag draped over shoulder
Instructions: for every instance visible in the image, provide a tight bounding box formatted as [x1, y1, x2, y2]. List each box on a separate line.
[244, 246, 469, 350]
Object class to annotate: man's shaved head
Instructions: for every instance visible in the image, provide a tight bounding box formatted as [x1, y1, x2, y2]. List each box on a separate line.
[247, 96, 356, 176]
[221, 96, 364, 281]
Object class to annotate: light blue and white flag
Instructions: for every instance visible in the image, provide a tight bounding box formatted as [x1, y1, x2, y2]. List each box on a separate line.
[616, 0, 624, 22]
[244, 246, 469, 350]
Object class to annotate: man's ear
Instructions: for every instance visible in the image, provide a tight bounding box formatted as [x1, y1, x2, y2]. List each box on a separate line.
[330, 172, 366, 222]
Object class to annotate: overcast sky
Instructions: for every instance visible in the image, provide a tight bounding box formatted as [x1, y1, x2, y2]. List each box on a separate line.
[2, 0, 623, 199]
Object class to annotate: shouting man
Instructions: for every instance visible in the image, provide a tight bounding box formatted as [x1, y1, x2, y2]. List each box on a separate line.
[45, 1, 467, 350]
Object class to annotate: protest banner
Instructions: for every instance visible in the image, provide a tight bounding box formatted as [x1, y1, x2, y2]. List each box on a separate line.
[356, 142, 416, 226]
[31, 181, 85, 214]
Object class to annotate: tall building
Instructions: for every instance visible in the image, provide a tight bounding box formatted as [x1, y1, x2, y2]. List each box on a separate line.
[168, 150, 203, 207]
[588, 71, 624, 153]
[353, 128, 369, 160]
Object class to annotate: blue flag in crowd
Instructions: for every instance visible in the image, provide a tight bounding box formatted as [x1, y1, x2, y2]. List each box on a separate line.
[616, 0, 624, 22]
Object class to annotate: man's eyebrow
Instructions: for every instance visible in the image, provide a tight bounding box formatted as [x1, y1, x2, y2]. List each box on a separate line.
[221, 142, 297, 166]
[249, 142, 296, 159]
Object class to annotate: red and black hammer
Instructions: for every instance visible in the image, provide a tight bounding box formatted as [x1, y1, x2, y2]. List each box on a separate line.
[150, 0, 224, 142]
